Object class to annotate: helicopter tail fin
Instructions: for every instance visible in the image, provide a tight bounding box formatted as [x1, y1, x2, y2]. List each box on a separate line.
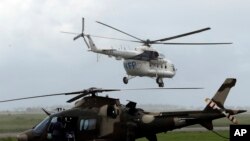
[204, 78, 236, 111]
[199, 78, 237, 130]
[202, 78, 246, 125]
[85, 35, 98, 52]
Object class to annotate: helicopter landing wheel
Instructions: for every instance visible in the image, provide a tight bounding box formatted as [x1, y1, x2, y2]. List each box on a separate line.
[156, 77, 164, 87]
[158, 82, 164, 87]
[123, 77, 128, 84]
[156, 77, 163, 84]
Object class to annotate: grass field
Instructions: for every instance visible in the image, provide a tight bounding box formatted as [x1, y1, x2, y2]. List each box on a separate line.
[0, 131, 229, 141]
[0, 137, 16, 141]
[0, 113, 46, 133]
[138, 131, 229, 141]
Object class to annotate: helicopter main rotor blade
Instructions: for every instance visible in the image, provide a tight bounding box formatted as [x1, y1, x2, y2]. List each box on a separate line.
[67, 93, 86, 103]
[0, 93, 68, 103]
[151, 27, 211, 43]
[121, 87, 204, 91]
[96, 21, 145, 42]
[61, 31, 139, 43]
[0, 87, 202, 103]
[155, 42, 233, 45]
[60, 31, 79, 35]
[90, 34, 140, 43]
[0, 88, 120, 103]
[66, 88, 120, 103]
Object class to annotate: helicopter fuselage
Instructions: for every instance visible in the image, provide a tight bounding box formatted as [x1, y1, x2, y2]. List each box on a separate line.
[70, 19, 232, 87]
[7, 78, 245, 141]
[17, 93, 245, 141]
[85, 35, 176, 87]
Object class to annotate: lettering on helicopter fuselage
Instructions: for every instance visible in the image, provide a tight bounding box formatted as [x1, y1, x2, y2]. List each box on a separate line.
[124, 61, 136, 70]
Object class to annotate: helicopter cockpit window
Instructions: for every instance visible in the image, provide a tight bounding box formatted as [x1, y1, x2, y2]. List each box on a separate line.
[80, 119, 97, 131]
[33, 116, 50, 134]
[159, 53, 165, 59]
[172, 65, 176, 71]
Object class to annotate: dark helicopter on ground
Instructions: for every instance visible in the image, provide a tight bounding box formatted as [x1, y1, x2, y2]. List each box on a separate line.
[0, 78, 246, 141]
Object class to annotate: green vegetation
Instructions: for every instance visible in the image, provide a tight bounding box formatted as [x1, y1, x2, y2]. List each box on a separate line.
[0, 131, 229, 141]
[0, 114, 46, 133]
[138, 131, 229, 141]
[0, 137, 16, 141]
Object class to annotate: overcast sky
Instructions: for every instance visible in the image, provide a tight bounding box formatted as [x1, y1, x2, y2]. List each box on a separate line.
[0, 0, 249, 111]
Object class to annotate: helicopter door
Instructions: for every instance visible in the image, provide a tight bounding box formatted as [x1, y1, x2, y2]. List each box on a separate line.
[63, 116, 78, 141]
[77, 117, 99, 140]
[46, 116, 78, 141]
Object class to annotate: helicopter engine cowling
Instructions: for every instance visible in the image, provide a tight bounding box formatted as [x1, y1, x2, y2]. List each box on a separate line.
[107, 105, 119, 118]
[98, 104, 119, 119]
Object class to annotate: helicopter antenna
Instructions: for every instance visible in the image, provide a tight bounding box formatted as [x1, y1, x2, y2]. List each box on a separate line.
[41, 108, 51, 116]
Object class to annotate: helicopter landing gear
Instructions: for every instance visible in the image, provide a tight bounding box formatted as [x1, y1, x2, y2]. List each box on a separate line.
[123, 77, 128, 84]
[156, 77, 164, 87]
[158, 83, 164, 87]
[123, 76, 135, 84]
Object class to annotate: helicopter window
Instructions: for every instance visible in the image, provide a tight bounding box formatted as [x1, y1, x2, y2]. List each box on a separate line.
[33, 116, 50, 134]
[165, 65, 167, 69]
[51, 117, 58, 123]
[47, 117, 59, 132]
[80, 119, 97, 131]
[84, 119, 89, 130]
[172, 65, 176, 71]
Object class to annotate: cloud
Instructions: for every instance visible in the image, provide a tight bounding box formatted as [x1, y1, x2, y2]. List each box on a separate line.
[0, 0, 250, 110]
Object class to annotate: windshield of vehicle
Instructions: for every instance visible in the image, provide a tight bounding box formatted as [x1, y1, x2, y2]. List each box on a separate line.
[33, 116, 50, 134]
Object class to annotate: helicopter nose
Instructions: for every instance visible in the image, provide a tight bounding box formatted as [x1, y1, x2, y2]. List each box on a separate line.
[17, 133, 28, 141]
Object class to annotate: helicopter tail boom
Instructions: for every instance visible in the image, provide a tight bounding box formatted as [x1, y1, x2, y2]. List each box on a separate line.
[85, 35, 99, 52]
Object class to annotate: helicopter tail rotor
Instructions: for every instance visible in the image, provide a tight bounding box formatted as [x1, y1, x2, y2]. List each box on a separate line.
[73, 18, 85, 40]
[72, 18, 91, 48]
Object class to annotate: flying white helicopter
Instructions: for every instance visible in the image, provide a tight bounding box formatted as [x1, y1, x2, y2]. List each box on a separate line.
[63, 18, 231, 87]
